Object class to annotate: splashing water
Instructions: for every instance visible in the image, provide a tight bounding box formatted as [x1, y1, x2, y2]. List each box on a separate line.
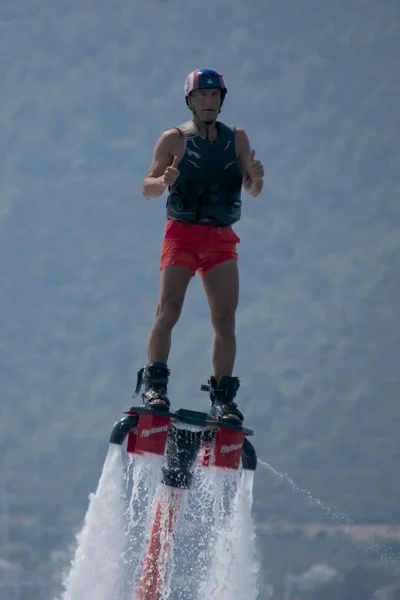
[168, 461, 259, 600]
[202, 468, 259, 600]
[57, 445, 127, 600]
[56, 440, 400, 600]
[57, 449, 165, 600]
[55, 445, 259, 600]
[258, 458, 400, 572]
[137, 484, 187, 600]
[258, 459, 352, 525]
[121, 454, 164, 596]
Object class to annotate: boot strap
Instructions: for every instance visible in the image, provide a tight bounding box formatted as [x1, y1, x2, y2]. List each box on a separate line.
[133, 367, 145, 397]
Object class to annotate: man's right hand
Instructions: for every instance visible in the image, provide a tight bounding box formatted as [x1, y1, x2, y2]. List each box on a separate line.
[162, 156, 180, 187]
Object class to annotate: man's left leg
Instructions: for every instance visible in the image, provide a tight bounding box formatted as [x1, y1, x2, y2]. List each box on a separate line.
[202, 259, 244, 423]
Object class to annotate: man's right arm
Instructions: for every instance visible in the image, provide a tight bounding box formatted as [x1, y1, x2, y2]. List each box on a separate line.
[142, 129, 183, 199]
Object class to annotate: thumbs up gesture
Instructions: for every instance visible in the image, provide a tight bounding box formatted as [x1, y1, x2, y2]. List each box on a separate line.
[247, 149, 264, 181]
[162, 156, 180, 187]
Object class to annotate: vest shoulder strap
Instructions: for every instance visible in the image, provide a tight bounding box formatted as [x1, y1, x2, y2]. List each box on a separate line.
[174, 120, 236, 138]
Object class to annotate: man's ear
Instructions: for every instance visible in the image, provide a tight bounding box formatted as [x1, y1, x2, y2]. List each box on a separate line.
[187, 96, 195, 114]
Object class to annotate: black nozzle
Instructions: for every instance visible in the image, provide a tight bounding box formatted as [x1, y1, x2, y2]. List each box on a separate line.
[242, 438, 257, 471]
[161, 425, 203, 489]
[161, 467, 194, 489]
[109, 415, 138, 445]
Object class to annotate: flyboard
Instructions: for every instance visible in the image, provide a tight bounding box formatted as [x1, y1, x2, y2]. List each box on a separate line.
[109, 399, 257, 600]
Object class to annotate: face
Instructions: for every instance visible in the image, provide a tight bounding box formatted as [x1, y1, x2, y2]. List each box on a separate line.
[189, 88, 222, 123]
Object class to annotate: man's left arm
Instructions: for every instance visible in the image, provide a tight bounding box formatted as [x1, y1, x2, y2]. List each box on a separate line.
[235, 128, 264, 197]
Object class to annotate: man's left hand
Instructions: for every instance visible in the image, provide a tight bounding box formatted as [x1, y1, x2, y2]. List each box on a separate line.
[247, 150, 264, 181]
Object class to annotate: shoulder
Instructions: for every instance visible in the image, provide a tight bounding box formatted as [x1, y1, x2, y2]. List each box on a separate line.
[234, 127, 250, 143]
[218, 122, 250, 146]
[153, 127, 184, 154]
[233, 127, 251, 153]
[174, 120, 198, 137]
[156, 127, 184, 145]
[217, 121, 236, 135]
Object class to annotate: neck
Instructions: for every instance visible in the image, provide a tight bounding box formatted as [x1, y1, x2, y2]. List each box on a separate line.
[193, 115, 218, 140]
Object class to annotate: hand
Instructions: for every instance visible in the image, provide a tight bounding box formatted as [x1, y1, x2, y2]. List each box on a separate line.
[162, 156, 180, 186]
[247, 150, 264, 181]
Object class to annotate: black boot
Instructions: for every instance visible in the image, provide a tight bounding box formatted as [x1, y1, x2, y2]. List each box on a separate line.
[133, 362, 170, 411]
[202, 375, 244, 424]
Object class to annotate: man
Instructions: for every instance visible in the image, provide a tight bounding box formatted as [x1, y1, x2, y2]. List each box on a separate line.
[133, 68, 264, 424]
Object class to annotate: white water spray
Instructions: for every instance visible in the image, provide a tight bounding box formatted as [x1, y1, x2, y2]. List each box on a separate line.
[169, 460, 259, 600]
[121, 454, 163, 595]
[258, 458, 400, 573]
[56, 448, 259, 600]
[57, 445, 127, 600]
[201, 468, 259, 599]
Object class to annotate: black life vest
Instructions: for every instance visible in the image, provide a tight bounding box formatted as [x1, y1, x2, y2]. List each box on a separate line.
[166, 120, 243, 227]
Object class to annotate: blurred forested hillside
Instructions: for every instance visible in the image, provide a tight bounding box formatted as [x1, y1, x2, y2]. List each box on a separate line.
[0, 0, 399, 592]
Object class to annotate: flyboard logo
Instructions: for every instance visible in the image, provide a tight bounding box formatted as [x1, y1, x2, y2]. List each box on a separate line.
[220, 443, 243, 454]
[141, 425, 169, 438]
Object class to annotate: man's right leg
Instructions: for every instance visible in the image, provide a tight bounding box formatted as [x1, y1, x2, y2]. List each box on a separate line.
[136, 265, 193, 409]
[148, 264, 193, 364]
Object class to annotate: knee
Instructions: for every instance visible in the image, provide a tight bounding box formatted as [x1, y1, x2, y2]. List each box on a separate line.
[211, 311, 236, 335]
[155, 297, 183, 330]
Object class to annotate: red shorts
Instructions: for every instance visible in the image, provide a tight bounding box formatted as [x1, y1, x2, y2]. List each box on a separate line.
[160, 219, 240, 276]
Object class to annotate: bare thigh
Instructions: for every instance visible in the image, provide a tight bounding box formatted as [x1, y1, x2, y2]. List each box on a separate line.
[202, 259, 239, 325]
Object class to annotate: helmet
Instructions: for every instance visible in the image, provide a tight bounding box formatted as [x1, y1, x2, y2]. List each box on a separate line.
[184, 68, 228, 108]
